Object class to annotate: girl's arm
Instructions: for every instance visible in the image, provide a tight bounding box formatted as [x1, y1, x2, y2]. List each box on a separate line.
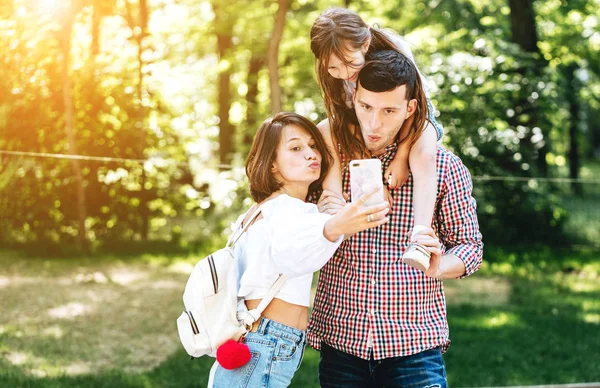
[317, 119, 344, 211]
[409, 121, 438, 229]
[384, 134, 411, 189]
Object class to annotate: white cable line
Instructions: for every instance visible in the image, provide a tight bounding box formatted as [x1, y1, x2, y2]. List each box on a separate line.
[471, 176, 600, 184]
[0, 150, 235, 170]
[1, 149, 599, 183]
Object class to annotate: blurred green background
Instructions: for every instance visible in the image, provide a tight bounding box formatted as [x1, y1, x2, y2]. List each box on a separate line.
[0, 0, 598, 386]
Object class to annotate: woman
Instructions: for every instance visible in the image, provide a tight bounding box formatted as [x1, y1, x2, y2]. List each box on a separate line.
[310, 8, 442, 271]
[210, 112, 389, 387]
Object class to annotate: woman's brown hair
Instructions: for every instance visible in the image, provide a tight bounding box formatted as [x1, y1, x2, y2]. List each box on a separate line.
[310, 8, 429, 158]
[246, 112, 333, 203]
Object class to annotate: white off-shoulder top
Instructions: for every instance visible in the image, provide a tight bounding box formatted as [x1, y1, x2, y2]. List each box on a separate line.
[232, 194, 343, 307]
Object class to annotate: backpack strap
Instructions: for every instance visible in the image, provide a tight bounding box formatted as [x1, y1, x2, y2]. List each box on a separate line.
[238, 273, 287, 328]
[227, 203, 288, 328]
[227, 205, 262, 248]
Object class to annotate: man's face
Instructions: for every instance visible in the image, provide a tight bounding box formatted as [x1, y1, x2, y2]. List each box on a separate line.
[353, 83, 416, 156]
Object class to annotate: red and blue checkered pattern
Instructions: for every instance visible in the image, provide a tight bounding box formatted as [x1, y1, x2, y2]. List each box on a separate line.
[307, 145, 483, 360]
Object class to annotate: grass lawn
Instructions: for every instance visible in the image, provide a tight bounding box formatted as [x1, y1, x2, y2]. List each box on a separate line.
[0, 247, 598, 387]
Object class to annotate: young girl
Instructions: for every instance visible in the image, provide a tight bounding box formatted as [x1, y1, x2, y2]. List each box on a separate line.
[209, 112, 389, 387]
[310, 8, 443, 271]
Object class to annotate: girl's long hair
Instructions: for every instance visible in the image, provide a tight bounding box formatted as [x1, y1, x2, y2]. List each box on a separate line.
[310, 8, 429, 159]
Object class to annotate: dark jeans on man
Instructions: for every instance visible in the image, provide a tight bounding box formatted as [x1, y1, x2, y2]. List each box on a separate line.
[319, 342, 447, 388]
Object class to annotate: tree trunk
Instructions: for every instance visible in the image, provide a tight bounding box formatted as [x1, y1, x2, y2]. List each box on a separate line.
[133, 0, 150, 240]
[244, 53, 265, 149]
[565, 63, 582, 195]
[508, 0, 548, 176]
[508, 0, 538, 53]
[91, 5, 100, 56]
[124, 0, 150, 240]
[268, 0, 288, 114]
[214, 2, 235, 167]
[60, 14, 88, 250]
[138, 0, 149, 241]
[591, 123, 600, 160]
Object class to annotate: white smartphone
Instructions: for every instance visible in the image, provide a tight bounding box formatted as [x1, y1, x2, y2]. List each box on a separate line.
[349, 158, 385, 206]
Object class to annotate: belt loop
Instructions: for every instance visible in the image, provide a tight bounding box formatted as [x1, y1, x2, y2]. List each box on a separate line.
[258, 317, 268, 335]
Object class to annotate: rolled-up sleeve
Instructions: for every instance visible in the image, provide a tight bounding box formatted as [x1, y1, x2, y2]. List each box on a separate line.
[267, 210, 343, 279]
[437, 156, 483, 278]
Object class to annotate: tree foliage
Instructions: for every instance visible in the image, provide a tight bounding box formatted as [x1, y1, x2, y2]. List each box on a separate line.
[0, 0, 597, 251]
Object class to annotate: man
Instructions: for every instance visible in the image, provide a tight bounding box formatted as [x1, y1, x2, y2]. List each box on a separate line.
[308, 50, 484, 387]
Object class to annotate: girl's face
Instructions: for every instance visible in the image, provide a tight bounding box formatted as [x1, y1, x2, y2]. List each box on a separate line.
[271, 124, 322, 197]
[327, 41, 369, 82]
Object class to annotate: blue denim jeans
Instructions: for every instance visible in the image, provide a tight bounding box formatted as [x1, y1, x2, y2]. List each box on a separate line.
[211, 318, 306, 388]
[319, 342, 447, 388]
[427, 98, 444, 141]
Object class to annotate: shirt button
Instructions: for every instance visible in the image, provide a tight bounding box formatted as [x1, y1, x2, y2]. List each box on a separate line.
[370, 309, 376, 315]
[372, 249, 377, 254]
[371, 279, 376, 285]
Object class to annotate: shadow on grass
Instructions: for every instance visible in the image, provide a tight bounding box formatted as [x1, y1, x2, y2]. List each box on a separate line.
[1, 246, 598, 387]
[2, 239, 224, 264]
[484, 244, 600, 270]
[0, 244, 213, 274]
[0, 347, 322, 388]
[0, 351, 212, 388]
[445, 274, 600, 387]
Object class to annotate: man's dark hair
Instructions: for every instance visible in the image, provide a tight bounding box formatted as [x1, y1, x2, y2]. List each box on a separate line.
[358, 50, 418, 98]
[357, 49, 429, 147]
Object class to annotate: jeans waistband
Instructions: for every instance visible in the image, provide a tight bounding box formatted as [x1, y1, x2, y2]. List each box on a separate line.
[254, 317, 306, 345]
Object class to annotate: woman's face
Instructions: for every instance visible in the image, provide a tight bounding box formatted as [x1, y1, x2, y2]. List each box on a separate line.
[327, 42, 369, 82]
[271, 124, 322, 195]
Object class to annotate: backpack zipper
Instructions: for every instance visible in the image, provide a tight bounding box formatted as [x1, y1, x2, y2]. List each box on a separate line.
[185, 310, 200, 335]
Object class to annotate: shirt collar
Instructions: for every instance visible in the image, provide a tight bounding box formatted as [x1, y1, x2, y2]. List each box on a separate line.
[371, 141, 399, 164]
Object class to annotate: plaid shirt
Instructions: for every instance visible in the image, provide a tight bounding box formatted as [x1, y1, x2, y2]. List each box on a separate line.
[307, 144, 483, 360]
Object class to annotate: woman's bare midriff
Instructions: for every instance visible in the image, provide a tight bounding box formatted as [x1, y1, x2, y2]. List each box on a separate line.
[245, 298, 308, 331]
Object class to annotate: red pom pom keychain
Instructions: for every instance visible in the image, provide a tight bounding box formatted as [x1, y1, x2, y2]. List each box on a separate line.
[216, 339, 251, 370]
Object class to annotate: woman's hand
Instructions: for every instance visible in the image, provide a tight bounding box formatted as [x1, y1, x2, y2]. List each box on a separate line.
[323, 185, 389, 241]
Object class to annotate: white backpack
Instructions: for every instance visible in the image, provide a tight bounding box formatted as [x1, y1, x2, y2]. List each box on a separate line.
[176, 206, 287, 358]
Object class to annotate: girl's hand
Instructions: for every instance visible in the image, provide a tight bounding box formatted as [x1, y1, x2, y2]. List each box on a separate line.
[385, 156, 410, 189]
[318, 190, 346, 215]
[383, 185, 394, 209]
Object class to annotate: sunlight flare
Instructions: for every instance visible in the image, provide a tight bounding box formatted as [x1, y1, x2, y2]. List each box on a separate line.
[42, 325, 64, 339]
[48, 302, 91, 319]
[39, 0, 61, 14]
[6, 351, 28, 365]
[483, 312, 520, 328]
